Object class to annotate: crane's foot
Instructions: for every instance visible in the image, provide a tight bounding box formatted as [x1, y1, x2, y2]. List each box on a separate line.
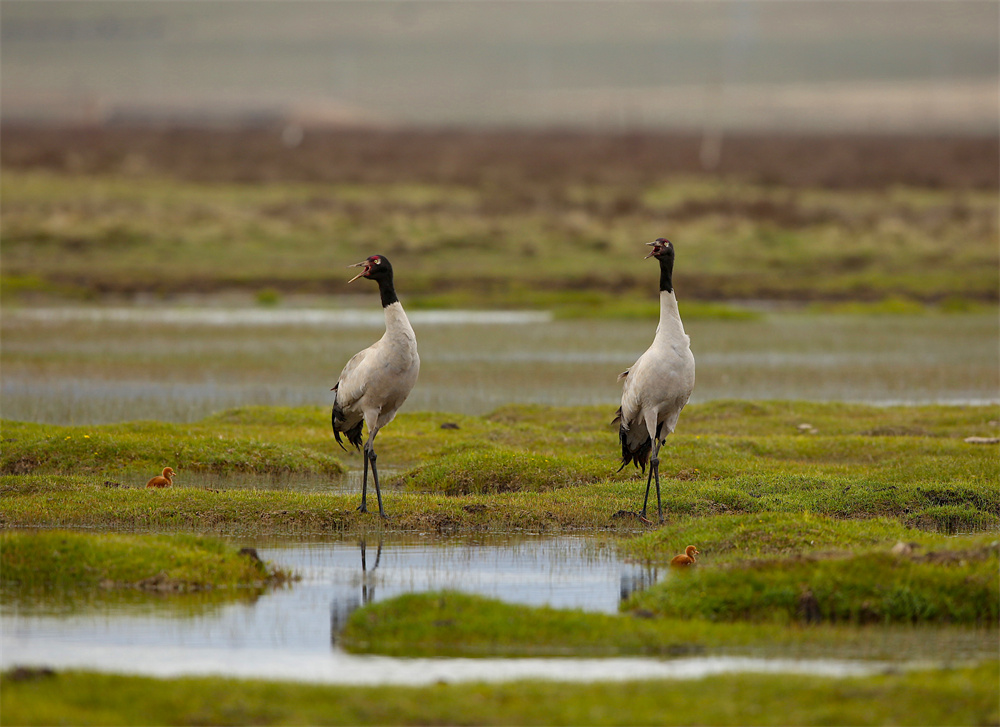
[357, 504, 369, 514]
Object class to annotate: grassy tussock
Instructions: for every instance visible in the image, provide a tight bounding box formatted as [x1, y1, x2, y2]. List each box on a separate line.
[399, 446, 607, 494]
[341, 590, 998, 660]
[2, 663, 996, 726]
[628, 546, 999, 626]
[0, 478, 359, 534]
[619, 514, 999, 625]
[1, 417, 344, 477]
[1, 402, 997, 534]
[0, 530, 292, 592]
[619, 512, 975, 563]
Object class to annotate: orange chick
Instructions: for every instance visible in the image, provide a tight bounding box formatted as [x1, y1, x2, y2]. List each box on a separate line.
[146, 467, 176, 489]
[670, 545, 700, 567]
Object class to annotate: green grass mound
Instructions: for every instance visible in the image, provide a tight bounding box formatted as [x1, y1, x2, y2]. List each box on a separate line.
[1, 403, 997, 534]
[627, 540, 999, 626]
[340, 591, 696, 657]
[1, 530, 293, 592]
[1, 418, 344, 477]
[0, 478, 364, 533]
[621, 512, 938, 564]
[340, 589, 998, 660]
[399, 445, 606, 495]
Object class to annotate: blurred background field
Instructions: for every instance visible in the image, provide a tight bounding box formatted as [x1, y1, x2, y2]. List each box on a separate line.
[2, 129, 997, 307]
[1, 1, 998, 423]
[3, 0, 997, 308]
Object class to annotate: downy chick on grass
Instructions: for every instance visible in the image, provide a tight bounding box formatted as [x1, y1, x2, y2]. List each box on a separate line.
[146, 467, 176, 489]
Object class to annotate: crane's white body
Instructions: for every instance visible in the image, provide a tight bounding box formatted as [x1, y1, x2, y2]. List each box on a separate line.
[331, 254, 418, 518]
[333, 302, 420, 446]
[618, 289, 695, 455]
[614, 238, 695, 524]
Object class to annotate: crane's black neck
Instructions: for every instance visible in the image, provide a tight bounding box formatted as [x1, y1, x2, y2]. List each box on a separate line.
[376, 276, 399, 308]
[658, 255, 674, 294]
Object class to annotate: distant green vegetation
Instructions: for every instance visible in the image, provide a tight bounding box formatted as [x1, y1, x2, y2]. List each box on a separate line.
[3, 664, 996, 726]
[2, 170, 996, 307]
[0, 530, 292, 592]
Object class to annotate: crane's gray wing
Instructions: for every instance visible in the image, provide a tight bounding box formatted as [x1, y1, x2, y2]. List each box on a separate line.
[617, 356, 646, 431]
[333, 346, 373, 411]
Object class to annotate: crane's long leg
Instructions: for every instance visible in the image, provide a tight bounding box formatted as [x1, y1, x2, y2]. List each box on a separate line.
[639, 465, 654, 520]
[637, 412, 661, 524]
[357, 452, 370, 513]
[366, 443, 386, 519]
[362, 420, 387, 519]
[651, 437, 664, 524]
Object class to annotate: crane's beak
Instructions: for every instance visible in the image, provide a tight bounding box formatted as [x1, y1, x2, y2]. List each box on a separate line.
[347, 260, 370, 283]
[644, 240, 668, 259]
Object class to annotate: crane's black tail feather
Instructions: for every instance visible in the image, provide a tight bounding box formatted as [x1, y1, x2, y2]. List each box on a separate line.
[612, 406, 661, 472]
[332, 388, 364, 452]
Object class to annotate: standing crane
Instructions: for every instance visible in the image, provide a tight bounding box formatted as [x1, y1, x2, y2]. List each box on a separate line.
[613, 238, 696, 524]
[332, 255, 419, 519]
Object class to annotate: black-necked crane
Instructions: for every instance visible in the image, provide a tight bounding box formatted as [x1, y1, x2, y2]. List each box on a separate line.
[613, 238, 695, 524]
[332, 255, 419, 519]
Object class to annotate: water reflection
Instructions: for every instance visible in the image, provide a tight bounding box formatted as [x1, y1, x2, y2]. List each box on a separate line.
[330, 538, 383, 637]
[2, 535, 667, 683]
[3, 535, 992, 684]
[620, 566, 660, 604]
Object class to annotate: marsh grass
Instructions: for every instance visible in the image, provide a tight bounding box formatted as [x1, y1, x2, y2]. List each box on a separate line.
[621, 513, 999, 625]
[0, 529, 293, 593]
[399, 446, 609, 495]
[1, 402, 997, 534]
[2, 663, 996, 726]
[340, 590, 998, 658]
[0, 416, 345, 477]
[2, 165, 996, 305]
[627, 547, 999, 625]
[620, 512, 922, 563]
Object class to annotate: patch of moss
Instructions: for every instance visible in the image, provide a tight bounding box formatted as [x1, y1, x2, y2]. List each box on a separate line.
[0, 529, 294, 592]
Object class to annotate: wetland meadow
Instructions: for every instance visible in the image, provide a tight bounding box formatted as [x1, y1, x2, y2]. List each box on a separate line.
[1, 127, 998, 725]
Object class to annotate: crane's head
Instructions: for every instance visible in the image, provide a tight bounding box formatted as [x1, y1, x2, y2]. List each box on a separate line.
[645, 238, 674, 261]
[347, 254, 393, 283]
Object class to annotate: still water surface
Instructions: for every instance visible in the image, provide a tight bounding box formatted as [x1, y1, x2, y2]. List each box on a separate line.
[1, 535, 946, 684]
[1, 305, 997, 423]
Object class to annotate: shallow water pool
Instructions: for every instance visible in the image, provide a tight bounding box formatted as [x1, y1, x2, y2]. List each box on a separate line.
[2, 306, 996, 424]
[2, 534, 992, 684]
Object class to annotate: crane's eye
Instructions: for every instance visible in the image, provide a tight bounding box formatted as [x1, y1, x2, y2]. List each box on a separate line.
[373, 257, 382, 265]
